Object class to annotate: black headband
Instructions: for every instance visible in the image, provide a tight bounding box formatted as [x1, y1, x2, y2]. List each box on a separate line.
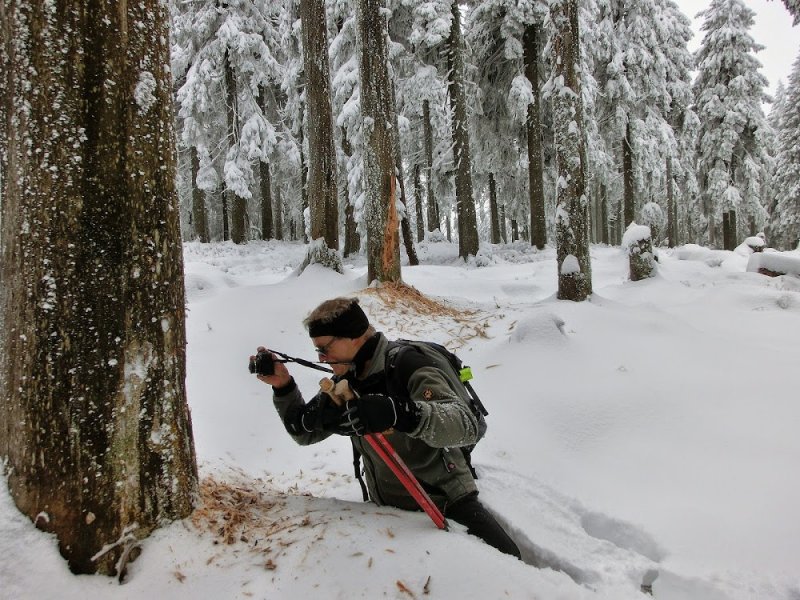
[307, 301, 369, 339]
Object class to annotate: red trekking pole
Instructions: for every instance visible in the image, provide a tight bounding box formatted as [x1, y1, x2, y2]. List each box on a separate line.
[320, 379, 448, 530]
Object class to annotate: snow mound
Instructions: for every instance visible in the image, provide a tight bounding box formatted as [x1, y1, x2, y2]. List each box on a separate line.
[747, 252, 800, 277]
[510, 310, 567, 345]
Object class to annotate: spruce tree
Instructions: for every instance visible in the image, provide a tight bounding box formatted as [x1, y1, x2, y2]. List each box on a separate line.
[693, 0, 771, 248]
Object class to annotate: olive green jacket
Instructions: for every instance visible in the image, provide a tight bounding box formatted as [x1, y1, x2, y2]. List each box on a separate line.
[272, 333, 479, 510]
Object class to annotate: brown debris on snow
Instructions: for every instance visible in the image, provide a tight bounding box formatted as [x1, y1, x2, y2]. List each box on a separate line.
[359, 282, 491, 350]
[190, 475, 324, 571]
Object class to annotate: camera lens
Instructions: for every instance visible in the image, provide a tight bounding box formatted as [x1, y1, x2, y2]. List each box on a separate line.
[255, 351, 275, 376]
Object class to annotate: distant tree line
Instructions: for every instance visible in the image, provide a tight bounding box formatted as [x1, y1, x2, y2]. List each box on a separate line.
[167, 0, 800, 271]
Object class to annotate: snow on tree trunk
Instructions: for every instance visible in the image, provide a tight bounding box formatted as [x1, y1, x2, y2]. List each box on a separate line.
[446, 1, 479, 260]
[357, 0, 400, 283]
[0, 0, 197, 576]
[300, 0, 339, 251]
[524, 23, 547, 250]
[550, 0, 593, 301]
[191, 147, 210, 243]
[624, 224, 657, 281]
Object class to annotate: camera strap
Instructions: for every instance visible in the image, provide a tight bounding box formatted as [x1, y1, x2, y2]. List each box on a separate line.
[268, 349, 335, 374]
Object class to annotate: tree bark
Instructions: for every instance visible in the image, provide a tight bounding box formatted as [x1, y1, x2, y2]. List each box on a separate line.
[0, 0, 197, 575]
[446, 1, 479, 259]
[191, 147, 210, 243]
[523, 23, 547, 249]
[422, 99, 439, 232]
[551, 0, 592, 301]
[300, 0, 339, 250]
[357, 0, 400, 282]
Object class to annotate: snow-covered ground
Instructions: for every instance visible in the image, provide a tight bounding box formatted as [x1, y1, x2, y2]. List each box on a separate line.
[2, 239, 800, 599]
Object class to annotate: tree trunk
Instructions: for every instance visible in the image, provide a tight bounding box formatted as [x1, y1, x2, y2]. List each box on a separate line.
[414, 164, 425, 242]
[623, 122, 635, 227]
[423, 99, 439, 232]
[446, 2, 479, 259]
[0, 0, 197, 576]
[511, 218, 519, 241]
[499, 203, 508, 243]
[523, 24, 547, 249]
[191, 147, 210, 243]
[489, 173, 501, 244]
[723, 210, 737, 250]
[600, 184, 609, 245]
[260, 161, 273, 239]
[357, 0, 400, 283]
[274, 184, 284, 240]
[397, 162, 419, 266]
[551, 0, 592, 301]
[301, 0, 338, 250]
[667, 156, 675, 247]
[225, 53, 247, 244]
[340, 127, 360, 256]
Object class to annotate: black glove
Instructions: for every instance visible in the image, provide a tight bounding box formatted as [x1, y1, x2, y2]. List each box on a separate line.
[338, 393, 422, 436]
[284, 395, 345, 435]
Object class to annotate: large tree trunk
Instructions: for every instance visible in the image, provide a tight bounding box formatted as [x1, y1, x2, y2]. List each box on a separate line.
[357, 0, 400, 282]
[300, 0, 339, 251]
[551, 0, 592, 301]
[422, 99, 439, 232]
[523, 23, 547, 249]
[446, 2, 479, 259]
[0, 0, 197, 576]
[623, 122, 635, 227]
[191, 147, 210, 243]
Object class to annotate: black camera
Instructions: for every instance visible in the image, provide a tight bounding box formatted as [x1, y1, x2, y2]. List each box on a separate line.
[248, 351, 275, 376]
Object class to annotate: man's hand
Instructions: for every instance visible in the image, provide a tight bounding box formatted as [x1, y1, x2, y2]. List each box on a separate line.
[338, 394, 421, 436]
[284, 395, 346, 435]
[251, 346, 292, 388]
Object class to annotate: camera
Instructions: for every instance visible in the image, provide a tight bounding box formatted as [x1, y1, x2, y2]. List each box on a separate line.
[248, 351, 275, 376]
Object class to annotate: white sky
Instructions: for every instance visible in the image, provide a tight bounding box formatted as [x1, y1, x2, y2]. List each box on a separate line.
[674, 0, 800, 110]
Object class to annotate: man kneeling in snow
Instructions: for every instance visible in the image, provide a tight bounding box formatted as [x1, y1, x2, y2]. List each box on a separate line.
[254, 297, 520, 558]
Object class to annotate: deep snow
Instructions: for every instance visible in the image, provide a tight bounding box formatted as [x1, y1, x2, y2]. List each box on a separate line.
[2, 239, 799, 599]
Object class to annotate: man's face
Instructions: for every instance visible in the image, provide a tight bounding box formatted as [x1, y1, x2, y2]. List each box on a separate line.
[312, 335, 358, 376]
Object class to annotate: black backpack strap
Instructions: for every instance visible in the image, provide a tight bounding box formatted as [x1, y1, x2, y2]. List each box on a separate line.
[352, 444, 369, 502]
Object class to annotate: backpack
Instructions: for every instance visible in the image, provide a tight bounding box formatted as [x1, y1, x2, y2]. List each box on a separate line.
[350, 339, 489, 502]
[385, 339, 488, 476]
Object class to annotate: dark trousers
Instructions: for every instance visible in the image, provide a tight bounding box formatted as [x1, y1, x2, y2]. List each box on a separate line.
[445, 494, 521, 559]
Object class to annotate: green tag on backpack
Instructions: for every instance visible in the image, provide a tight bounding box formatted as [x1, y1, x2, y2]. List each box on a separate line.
[459, 367, 473, 383]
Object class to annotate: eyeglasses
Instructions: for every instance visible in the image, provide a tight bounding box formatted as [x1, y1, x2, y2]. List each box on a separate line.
[314, 337, 340, 356]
